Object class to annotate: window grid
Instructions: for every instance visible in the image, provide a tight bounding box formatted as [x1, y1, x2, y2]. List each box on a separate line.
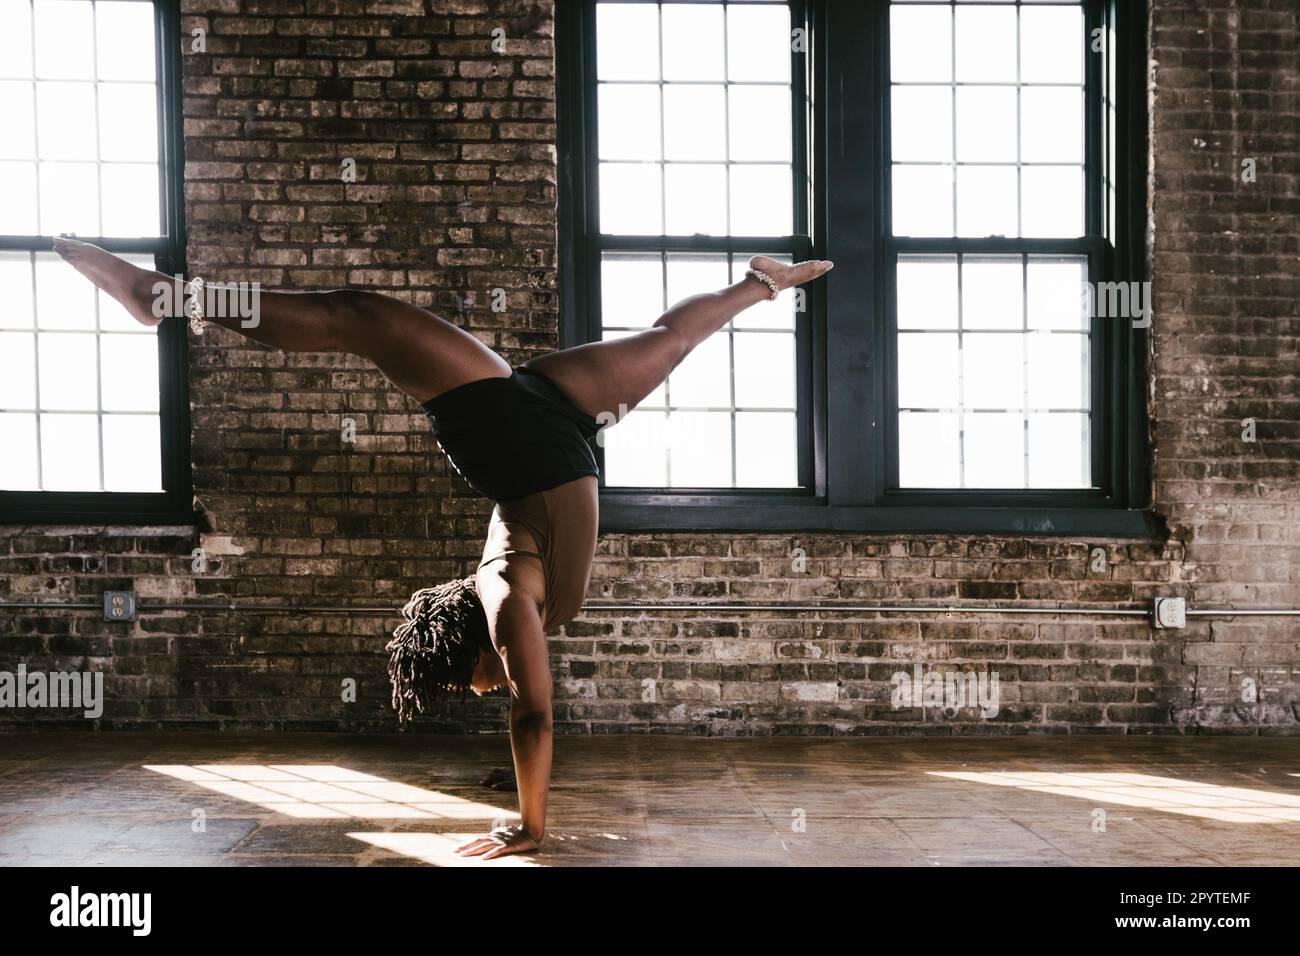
[891, 0, 1092, 490]
[561, 0, 1149, 530]
[896, 253, 1091, 490]
[600, 251, 798, 489]
[0, 0, 168, 497]
[2, 0, 162, 239]
[593, 0, 803, 490]
[890, 0, 1086, 239]
[0, 251, 161, 493]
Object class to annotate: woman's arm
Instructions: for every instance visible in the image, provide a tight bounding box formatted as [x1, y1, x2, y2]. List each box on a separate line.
[457, 569, 552, 860]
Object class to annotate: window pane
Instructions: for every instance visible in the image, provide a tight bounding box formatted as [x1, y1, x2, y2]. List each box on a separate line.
[97, 82, 159, 162]
[101, 162, 160, 237]
[897, 256, 958, 330]
[0, 1, 34, 79]
[600, 255, 662, 330]
[0, 81, 37, 159]
[1021, 165, 1083, 237]
[955, 87, 1016, 163]
[35, 252, 95, 329]
[0, 332, 37, 408]
[36, 81, 97, 159]
[667, 333, 730, 408]
[663, 85, 726, 161]
[1027, 257, 1087, 331]
[963, 411, 1024, 488]
[603, 409, 668, 486]
[664, 163, 727, 235]
[955, 6, 1017, 83]
[596, 3, 659, 81]
[1020, 6, 1084, 85]
[733, 332, 795, 408]
[736, 411, 796, 487]
[38, 332, 98, 409]
[1028, 412, 1088, 487]
[661, 2, 724, 82]
[898, 333, 959, 408]
[39, 161, 100, 235]
[0, 251, 36, 328]
[668, 411, 731, 486]
[100, 333, 158, 411]
[599, 163, 662, 234]
[891, 6, 951, 83]
[963, 334, 1023, 410]
[34, 0, 94, 80]
[728, 163, 791, 236]
[892, 87, 952, 164]
[892, 165, 952, 237]
[1021, 87, 1083, 163]
[899, 412, 959, 487]
[726, 4, 789, 83]
[40, 412, 99, 490]
[102, 413, 161, 491]
[961, 258, 1023, 330]
[96, 0, 157, 82]
[0, 413, 40, 489]
[728, 85, 791, 162]
[598, 84, 660, 161]
[0, 162, 38, 233]
[1027, 333, 1088, 410]
[956, 165, 1017, 238]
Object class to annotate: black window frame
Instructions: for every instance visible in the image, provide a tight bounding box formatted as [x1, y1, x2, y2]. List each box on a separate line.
[0, 0, 192, 525]
[559, 0, 1152, 537]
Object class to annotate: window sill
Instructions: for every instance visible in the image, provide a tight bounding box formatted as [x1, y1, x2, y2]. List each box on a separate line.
[0, 491, 199, 528]
[599, 494, 1155, 538]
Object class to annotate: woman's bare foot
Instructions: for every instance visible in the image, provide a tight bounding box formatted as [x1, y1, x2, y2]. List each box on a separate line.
[748, 255, 833, 292]
[50, 237, 172, 328]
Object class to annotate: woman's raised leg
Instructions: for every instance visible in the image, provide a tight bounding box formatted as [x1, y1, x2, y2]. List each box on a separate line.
[51, 237, 509, 403]
[521, 255, 832, 420]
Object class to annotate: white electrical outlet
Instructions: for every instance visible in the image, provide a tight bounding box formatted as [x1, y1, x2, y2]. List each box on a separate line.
[1152, 597, 1186, 629]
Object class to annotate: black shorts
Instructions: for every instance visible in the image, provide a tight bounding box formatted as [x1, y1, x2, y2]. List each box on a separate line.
[420, 367, 601, 502]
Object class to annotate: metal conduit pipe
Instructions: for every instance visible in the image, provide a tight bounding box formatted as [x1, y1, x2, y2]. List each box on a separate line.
[3, 599, 1300, 620]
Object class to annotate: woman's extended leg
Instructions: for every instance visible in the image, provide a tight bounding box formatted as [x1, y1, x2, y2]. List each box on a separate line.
[521, 255, 832, 419]
[50, 238, 509, 402]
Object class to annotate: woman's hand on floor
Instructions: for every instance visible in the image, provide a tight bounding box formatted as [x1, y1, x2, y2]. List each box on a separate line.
[456, 824, 540, 860]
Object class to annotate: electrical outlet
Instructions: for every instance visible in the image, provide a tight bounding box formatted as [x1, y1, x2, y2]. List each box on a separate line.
[1152, 597, 1186, 629]
[103, 590, 137, 622]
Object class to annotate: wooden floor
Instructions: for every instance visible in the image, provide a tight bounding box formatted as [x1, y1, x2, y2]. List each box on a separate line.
[1, 733, 1298, 866]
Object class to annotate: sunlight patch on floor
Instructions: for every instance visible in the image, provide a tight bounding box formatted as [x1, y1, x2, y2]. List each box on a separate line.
[348, 831, 542, 867]
[929, 771, 1300, 823]
[144, 764, 518, 822]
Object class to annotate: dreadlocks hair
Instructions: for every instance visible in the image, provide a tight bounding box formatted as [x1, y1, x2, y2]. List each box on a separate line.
[386, 576, 493, 724]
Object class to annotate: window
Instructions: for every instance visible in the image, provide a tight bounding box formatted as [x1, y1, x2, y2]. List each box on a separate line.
[558, 0, 1149, 534]
[588, 1, 810, 490]
[0, 0, 189, 522]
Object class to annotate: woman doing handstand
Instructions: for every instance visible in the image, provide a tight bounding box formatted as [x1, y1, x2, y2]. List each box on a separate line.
[51, 236, 832, 859]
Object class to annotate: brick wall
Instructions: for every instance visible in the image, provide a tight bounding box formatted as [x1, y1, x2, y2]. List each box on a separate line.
[1, 0, 1296, 734]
